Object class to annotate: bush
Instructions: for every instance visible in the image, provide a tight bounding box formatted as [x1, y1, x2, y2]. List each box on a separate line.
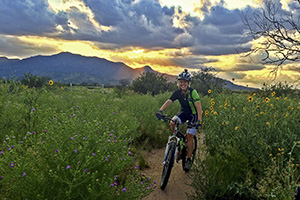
[261, 81, 297, 97]
[191, 67, 226, 95]
[20, 73, 50, 88]
[131, 72, 176, 96]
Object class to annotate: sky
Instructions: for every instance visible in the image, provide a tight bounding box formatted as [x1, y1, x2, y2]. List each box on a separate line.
[0, 0, 299, 88]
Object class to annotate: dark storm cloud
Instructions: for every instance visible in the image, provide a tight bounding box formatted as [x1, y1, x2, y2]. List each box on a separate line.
[188, 4, 254, 55]
[0, 0, 62, 35]
[0, 0, 258, 57]
[0, 35, 58, 58]
[82, 0, 182, 49]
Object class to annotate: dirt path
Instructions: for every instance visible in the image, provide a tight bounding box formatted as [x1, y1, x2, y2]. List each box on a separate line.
[141, 133, 203, 200]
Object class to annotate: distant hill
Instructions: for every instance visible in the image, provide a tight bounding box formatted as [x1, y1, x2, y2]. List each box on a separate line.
[223, 80, 258, 91]
[0, 52, 258, 90]
[0, 52, 156, 85]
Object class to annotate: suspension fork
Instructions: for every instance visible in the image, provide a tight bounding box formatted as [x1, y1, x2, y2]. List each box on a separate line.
[162, 122, 180, 165]
[163, 135, 180, 164]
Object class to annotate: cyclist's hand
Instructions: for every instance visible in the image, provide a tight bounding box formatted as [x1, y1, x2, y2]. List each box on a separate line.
[155, 110, 163, 120]
[195, 120, 202, 129]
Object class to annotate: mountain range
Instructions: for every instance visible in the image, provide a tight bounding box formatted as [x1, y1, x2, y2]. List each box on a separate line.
[0, 52, 257, 90]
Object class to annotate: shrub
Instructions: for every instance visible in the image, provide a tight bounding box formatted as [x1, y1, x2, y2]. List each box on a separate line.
[131, 72, 176, 96]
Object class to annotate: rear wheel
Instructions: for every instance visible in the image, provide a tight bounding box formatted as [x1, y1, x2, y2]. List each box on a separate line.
[182, 135, 197, 172]
[160, 141, 176, 190]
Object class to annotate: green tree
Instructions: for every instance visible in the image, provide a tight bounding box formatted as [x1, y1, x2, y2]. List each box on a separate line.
[131, 72, 175, 96]
[191, 67, 225, 95]
[21, 73, 50, 88]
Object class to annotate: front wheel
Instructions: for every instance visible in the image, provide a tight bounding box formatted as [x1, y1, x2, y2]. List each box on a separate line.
[160, 141, 176, 190]
[182, 135, 198, 172]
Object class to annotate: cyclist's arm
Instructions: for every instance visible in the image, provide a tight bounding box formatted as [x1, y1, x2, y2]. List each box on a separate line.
[159, 99, 173, 111]
[195, 101, 202, 122]
[191, 89, 202, 122]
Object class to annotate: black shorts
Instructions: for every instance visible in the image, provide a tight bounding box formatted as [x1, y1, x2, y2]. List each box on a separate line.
[172, 111, 198, 135]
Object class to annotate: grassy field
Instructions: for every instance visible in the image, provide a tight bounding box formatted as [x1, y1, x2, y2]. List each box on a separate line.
[0, 81, 299, 199]
[192, 90, 300, 199]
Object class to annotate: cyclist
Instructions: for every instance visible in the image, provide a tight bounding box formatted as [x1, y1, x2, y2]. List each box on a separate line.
[156, 69, 202, 171]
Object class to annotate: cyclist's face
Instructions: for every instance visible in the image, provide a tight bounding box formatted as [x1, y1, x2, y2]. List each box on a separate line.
[179, 80, 189, 91]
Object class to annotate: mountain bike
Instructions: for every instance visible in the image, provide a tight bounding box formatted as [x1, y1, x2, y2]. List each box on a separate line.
[159, 115, 198, 190]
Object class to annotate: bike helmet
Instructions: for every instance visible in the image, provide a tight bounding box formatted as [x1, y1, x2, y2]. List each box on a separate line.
[177, 69, 192, 81]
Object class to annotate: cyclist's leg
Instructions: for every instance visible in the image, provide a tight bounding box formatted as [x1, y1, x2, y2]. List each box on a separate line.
[186, 114, 197, 158]
[172, 112, 186, 161]
[170, 112, 185, 132]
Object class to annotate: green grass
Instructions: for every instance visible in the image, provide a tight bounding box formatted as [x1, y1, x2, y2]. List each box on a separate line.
[0, 83, 160, 199]
[1, 81, 299, 199]
[191, 90, 300, 199]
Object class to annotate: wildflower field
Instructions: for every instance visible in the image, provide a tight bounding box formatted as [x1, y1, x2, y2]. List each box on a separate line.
[193, 90, 300, 199]
[0, 82, 164, 200]
[0, 80, 299, 199]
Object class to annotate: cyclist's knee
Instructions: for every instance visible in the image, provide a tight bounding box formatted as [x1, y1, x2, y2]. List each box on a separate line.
[170, 119, 176, 128]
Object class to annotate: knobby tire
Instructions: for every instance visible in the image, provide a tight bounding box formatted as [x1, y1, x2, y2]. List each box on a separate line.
[160, 141, 176, 190]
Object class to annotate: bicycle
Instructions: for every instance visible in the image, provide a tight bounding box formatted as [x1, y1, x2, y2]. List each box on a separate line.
[159, 114, 199, 190]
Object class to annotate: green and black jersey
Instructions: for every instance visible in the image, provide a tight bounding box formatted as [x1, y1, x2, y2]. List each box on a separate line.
[169, 87, 200, 114]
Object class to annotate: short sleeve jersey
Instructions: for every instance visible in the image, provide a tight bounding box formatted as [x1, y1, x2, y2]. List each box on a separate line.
[169, 88, 200, 114]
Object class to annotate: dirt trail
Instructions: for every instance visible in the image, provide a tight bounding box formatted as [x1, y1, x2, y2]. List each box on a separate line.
[141, 133, 203, 200]
[141, 148, 194, 200]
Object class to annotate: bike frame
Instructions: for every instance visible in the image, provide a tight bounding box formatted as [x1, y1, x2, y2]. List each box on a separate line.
[159, 114, 199, 190]
[162, 117, 187, 165]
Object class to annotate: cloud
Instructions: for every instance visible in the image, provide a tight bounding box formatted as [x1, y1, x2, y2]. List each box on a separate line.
[0, 0, 256, 56]
[187, 4, 254, 55]
[282, 64, 300, 72]
[81, 0, 184, 49]
[170, 56, 218, 68]
[0, 0, 59, 35]
[228, 63, 266, 72]
[0, 35, 58, 58]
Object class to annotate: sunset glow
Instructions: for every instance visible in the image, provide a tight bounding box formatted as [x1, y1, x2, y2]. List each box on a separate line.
[0, 0, 299, 88]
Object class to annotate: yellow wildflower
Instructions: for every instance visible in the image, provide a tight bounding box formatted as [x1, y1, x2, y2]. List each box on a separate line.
[247, 96, 253, 102]
[265, 97, 270, 103]
[266, 122, 270, 126]
[208, 89, 212, 94]
[235, 126, 239, 131]
[49, 80, 54, 85]
[271, 91, 276, 97]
